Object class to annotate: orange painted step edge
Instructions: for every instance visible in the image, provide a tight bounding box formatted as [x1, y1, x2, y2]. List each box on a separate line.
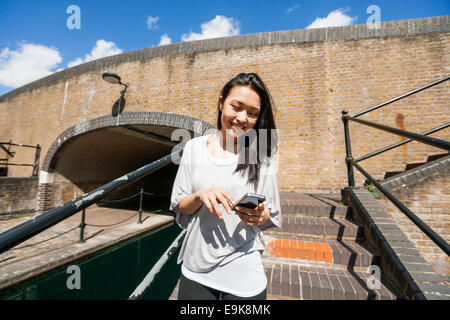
[289, 239, 298, 259]
[282, 239, 290, 258]
[321, 243, 333, 263]
[266, 239, 333, 264]
[266, 240, 275, 256]
[274, 239, 282, 257]
[298, 241, 307, 260]
[305, 241, 315, 261]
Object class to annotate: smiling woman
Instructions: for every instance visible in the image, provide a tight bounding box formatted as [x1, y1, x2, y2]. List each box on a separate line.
[170, 72, 281, 300]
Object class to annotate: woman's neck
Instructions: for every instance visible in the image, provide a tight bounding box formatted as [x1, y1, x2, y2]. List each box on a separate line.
[207, 131, 238, 157]
[218, 131, 238, 154]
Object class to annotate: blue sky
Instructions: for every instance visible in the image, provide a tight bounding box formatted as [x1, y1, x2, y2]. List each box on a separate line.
[0, 0, 448, 96]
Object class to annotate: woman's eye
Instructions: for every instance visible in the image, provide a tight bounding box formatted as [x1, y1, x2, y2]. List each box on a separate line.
[231, 105, 240, 110]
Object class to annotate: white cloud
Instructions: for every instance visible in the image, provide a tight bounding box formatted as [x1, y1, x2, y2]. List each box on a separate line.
[147, 16, 159, 30]
[307, 8, 357, 29]
[67, 39, 123, 68]
[286, 4, 300, 14]
[159, 33, 172, 46]
[181, 15, 240, 42]
[0, 42, 62, 88]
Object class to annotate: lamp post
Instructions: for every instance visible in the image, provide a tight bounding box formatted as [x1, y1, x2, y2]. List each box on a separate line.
[102, 72, 128, 126]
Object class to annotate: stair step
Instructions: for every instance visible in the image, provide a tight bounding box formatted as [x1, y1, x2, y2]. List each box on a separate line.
[264, 260, 399, 300]
[280, 204, 349, 218]
[263, 235, 378, 270]
[384, 171, 404, 179]
[427, 153, 449, 162]
[279, 193, 349, 218]
[382, 153, 449, 181]
[266, 214, 363, 241]
[405, 162, 426, 170]
[279, 193, 349, 217]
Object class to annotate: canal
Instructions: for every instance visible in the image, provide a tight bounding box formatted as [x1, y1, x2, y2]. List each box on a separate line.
[0, 222, 182, 300]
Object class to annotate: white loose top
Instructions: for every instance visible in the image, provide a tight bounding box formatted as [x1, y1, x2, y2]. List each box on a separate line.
[169, 133, 281, 296]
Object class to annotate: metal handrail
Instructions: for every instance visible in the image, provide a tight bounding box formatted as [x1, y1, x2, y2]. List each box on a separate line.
[78, 189, 157, 242]
[0, 141, 41, 176]
[128, 229, 186, 300]
[0, 149, 182, 254]
[355, 123, 450, 163]
[343, 116, 450, 151]
[342, 75, 450, 257]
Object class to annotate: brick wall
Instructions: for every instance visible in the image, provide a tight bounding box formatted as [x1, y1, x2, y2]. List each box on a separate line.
[375, 170, 450, 279]
[0, 16, 449, 193]
[0, 177, 38, 216]
[36, 181, 86, 213]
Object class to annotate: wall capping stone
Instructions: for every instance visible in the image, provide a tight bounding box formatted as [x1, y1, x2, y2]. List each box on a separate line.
[0, 15, 448, 102]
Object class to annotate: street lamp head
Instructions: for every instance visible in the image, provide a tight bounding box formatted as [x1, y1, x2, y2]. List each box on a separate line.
[102, 72, 122, 85]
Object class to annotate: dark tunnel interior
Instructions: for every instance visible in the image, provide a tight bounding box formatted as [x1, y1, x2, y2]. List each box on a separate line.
[52, 124, 189, 212]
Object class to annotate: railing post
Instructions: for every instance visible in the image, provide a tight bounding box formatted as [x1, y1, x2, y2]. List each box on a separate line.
[78, 208, 86, 243]
[138, 189, 143, 224]
[32, 144, 40, 177]
[342, 109, 355, 188]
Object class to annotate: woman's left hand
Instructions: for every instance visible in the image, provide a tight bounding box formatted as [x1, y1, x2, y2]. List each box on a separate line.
[235, 202, 270, 227]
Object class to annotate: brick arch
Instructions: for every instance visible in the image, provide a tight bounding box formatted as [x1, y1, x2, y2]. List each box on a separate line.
[42, 111, 215, 172]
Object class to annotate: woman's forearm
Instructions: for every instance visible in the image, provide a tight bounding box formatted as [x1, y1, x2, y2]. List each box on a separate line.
[178, 187, 235, 218]
[177, 192, 203, 215]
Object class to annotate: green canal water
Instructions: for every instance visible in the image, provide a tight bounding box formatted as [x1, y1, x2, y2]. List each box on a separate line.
[0, 222, 183, 300]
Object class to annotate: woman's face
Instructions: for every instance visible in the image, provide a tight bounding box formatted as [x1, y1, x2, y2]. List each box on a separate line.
[219, 85, 261, 143]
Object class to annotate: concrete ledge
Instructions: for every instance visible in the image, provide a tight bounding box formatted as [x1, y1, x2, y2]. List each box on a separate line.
[0, 213, 174, 291]
[0, 177, 38, 182]
[0, 209, 36, 219]
[342, 187, 450, 300]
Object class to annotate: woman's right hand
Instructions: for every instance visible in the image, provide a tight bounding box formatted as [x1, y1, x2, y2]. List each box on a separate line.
[194, 187, 235, 219]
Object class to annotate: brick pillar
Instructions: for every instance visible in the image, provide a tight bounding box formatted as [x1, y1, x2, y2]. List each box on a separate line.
[36, 183, 53, 214]
[36, 170, 55, 214]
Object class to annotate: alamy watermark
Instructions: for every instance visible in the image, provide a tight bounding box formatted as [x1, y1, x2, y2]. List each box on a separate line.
[170, 121, 280, 175]
[366, 5, 381, 29]
[66, 5, 81, 30]
[66, 265, 81, 290]
[367, 265, 381, 290]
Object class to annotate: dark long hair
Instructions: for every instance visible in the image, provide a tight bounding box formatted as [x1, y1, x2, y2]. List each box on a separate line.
[216, 73, 278, 187]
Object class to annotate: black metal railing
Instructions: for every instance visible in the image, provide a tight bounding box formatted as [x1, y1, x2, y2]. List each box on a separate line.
[342, 75, 450, 256]
[0, 141, 41, 177]
[77, 189, 156, 242]
[0, 149, 182, 254]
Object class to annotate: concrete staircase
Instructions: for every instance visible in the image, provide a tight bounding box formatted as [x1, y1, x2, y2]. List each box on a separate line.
[382, 152, 449, 180]
[262, 192, 401, 300]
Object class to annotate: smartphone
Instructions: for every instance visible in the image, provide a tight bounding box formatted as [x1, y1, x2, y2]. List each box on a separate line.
[231, 193, 266, 211]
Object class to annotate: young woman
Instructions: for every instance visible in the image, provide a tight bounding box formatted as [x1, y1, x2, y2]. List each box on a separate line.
[170, 72, 281, 300]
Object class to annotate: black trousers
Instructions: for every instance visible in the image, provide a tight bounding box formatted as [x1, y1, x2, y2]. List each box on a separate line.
[178, 273, 267, 300]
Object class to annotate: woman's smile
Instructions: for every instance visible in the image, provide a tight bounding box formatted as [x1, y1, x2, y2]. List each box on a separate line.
[231, 122, 246, 134]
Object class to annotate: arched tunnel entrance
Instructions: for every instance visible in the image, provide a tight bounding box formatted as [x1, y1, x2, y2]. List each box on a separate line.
[39, 112, 215, 212]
